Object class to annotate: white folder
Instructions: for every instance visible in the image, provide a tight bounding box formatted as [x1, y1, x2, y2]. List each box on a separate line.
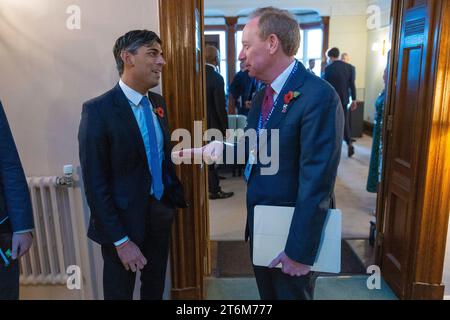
[253, 206, 342, 274]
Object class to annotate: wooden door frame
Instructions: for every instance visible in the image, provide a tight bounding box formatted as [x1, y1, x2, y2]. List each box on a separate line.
[377, 0, 450, 300]
[159, 0, 208, 300]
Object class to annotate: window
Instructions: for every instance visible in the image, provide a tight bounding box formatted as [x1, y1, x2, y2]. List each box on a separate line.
[205, 30, 228, 86]
[236, 30, 245, 73]
[295, 28, 323, 76]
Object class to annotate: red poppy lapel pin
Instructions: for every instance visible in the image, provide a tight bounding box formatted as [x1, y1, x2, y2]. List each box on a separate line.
[153, 106, 165, 118]
[282, 91, 301, 114]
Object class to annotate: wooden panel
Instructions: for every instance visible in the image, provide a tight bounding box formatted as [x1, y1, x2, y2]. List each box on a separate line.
[321, 17, 330, 74]
[380, 0, 450, 300]
[159, 0, 208, 300]
[410, 0, 450, 299]
[226, 17, 238, 86]
[393, 47, 422, 165]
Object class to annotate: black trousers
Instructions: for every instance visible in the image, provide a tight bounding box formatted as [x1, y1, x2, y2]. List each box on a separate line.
[250, 236, 317, 300]
[208, 164, 221, 194]
[0, 221, 19, 300]
[101, 197, 175, 300]
[253, 266, 317, 300]
[341, 101, 352, 145]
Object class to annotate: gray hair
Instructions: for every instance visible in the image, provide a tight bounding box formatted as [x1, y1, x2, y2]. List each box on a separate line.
[250, 7, 300, 57]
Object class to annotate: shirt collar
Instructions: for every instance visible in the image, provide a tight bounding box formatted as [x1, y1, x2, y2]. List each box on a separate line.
[119, 79, 146, 106]
[270, 59, 297, 95]
[206, 63, 218, 71]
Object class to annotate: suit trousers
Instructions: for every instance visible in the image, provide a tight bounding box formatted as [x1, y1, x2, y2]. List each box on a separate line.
[208, 164, 221, 194]
[341, 101, 352, 145]
[101, 196, 175, 300]
[253, 266, 317, 300]
[250, 236, 317, 300]
[0, 221, 19, 300]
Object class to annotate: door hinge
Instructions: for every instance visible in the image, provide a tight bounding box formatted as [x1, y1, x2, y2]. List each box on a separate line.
[386, 115, 394, 132]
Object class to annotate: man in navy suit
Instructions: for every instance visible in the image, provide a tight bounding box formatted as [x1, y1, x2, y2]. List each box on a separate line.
[78, 30, 187, 300]
[0, 100, 34, 300]
[324, 47, 358, 157]
[202, 7, 344, 300]
[204, 45, 234, 200]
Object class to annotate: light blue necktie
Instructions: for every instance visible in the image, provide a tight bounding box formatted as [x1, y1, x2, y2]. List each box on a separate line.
[140, 96, 164, 200]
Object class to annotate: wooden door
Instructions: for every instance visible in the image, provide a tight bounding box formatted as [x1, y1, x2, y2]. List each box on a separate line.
[379, 0, 450, 299]
[159, 0, 209, 299]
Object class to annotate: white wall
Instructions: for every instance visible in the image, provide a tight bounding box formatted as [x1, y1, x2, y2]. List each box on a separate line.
[0, 0, 160, 299]
[364, 26, 390, 122]
[444, 216, 450, 299]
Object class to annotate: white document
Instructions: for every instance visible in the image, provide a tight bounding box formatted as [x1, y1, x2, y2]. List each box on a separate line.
[253, 206, 342, 274]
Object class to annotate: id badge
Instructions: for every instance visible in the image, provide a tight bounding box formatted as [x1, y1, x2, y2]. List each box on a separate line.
[244, 150, 256, 182]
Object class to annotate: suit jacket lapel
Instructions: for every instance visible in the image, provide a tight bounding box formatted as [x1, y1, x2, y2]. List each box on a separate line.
[112, 84, 147, 161]
[265, 61, 307, 130]
[148, 93, 169, 137]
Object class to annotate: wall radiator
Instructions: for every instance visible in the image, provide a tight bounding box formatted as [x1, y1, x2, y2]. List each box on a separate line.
[21, 176, 87, 294]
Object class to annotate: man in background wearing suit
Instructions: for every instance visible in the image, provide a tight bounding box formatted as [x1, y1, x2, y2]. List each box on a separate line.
[307, 59, 316, 75]
[341, 53, 357, 109]
[78, 30, 187, 300]
[205, 45, 234, 200]
[229, 61, 260, 116]
[0, 100, 34, 300]
[201, 7, 344, 299]
[324, 47, 358, 157]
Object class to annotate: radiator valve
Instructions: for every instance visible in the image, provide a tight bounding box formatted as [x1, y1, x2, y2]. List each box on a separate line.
[56, 165, 74, 187]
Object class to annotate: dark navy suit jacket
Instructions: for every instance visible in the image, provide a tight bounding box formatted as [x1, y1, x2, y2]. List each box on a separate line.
[323, 60, 356, 108]
[0, 101, 34, 232]
[78, 85, 187, 245]
[245, 62, 344, 266]
[205, 64, 228, 135]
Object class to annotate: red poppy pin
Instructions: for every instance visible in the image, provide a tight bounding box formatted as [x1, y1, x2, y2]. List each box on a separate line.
[153, 106, 164, 118]
[282, 91, 301, 114]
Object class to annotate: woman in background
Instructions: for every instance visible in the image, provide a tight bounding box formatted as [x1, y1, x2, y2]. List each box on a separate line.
[367, 66, 388, 194]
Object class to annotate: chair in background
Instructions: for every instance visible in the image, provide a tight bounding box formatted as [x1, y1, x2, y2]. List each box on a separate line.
[226, 115, 247, 177]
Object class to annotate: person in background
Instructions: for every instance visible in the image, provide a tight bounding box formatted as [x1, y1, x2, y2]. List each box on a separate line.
[307, 59, 316, 75]
[323, 47, 358, 157]
[0, 100, 34, 300]
[205, 45, 234, 200]
[229, 61, 260, 116]
[367, 65, 389, 194]
[341, 53, 350, 63]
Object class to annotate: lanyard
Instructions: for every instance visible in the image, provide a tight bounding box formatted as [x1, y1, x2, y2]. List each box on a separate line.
[257, 60, 299, 134]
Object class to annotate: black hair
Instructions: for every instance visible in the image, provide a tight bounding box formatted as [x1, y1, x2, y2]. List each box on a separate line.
[113, 30, 162, 75]
[327, 47, 340, 59]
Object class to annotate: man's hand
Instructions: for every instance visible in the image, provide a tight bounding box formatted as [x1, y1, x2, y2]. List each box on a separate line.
[171, 141, 224, 164]
[269, 252, 311, 277]
[11, 232, 33, 260]
[350, 101, 359, 112]
[116, 240, 147, 272]
[202, 141, 224, 163]
[245, 100, 252, 109]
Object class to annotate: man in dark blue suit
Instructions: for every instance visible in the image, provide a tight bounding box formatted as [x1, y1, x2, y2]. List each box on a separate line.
[78, 30, 187, 300]
[229, 61, 260, 116]
[324, 47, 358, 157]
[202, 7, 344, 300]
[0, 101, 34, 300]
